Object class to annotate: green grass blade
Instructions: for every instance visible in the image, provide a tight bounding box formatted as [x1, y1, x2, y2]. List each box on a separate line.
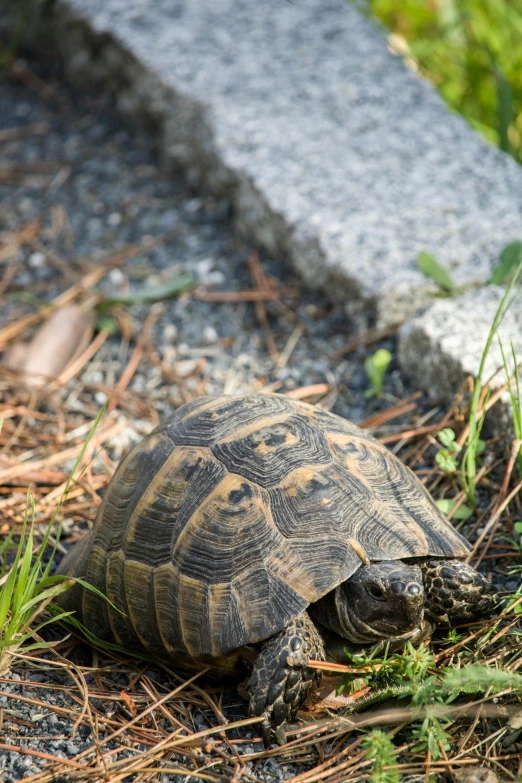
[43, 400, 108, 573]
[12, 527, 34, 617]
[97, 271, 196, 310]
[0, 562, 18, 627]
[417, 251, 457, 294]
[0, 404, 109, 674]
[490, 241, 522, 286]
[0, 506, 28, 626]
[0, 530, 15, 578]
[511, 340, 522, 436]
[462, 258, 522, 506]
[17, 581, 73, 616]
[71, 577, 125, 614]
[499, 337, 522, 439]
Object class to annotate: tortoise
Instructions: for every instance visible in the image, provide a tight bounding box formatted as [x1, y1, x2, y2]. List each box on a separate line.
[57, 394, 495, 745]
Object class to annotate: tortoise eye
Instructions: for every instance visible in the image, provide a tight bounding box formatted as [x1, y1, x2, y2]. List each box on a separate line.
[367, 583, 386, 601]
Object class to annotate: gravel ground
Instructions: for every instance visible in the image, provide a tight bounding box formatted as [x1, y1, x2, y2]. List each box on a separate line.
[0, 61, 518, 782]
[0, 58, 411, 783]
[0, 61, 409, 424]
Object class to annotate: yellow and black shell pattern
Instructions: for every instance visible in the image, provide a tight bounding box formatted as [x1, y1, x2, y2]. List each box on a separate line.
[60, 394, 470, 666]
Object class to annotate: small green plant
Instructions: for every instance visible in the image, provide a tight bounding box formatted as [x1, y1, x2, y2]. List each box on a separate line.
[435, 427, 461, 473]
[342, 643, 522, 763]
[361, 729, 399, 783]
[443, 628, 466, 644]
[417, 252, 458, 295]
[341, 641, 434, 695]
[0, 404, 107, 675]
[0, 492, 74, 675]
[437, 428, 460, 452]
[364, 348, 392, 398]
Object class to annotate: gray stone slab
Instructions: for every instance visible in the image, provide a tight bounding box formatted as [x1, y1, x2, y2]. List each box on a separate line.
[399, 286, 522, 434]
[10, 0, 522, 325]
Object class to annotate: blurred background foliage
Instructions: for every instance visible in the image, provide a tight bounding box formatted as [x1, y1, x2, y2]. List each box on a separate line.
[366, 0, 522, 164]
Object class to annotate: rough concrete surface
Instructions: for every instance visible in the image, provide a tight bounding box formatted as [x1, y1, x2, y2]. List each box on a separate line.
[9, 0, 522, 326]
[399, 286, 522, 434]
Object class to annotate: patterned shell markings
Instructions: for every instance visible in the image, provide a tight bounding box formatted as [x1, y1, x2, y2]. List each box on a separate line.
[75, 395, 471, 662]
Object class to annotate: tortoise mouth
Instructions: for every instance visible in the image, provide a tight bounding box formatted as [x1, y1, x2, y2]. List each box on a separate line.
[371, 613, 423, 637]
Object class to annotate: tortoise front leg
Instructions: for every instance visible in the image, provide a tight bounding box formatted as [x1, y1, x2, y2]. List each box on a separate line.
[246, 611, 325, 748]
[420, 559, 496, 626]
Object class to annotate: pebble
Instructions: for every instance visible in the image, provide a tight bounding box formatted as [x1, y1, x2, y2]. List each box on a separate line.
[28, 252, 46, 268]
[109, 268, 125, 284]
[202, 325, 218, 343]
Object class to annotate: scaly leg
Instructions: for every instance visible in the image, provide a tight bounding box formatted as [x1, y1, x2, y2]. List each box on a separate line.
[420, 559, 496, 626]
[246, 611, 325, 748]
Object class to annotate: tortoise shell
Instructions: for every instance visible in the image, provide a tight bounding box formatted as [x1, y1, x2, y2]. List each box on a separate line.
[61, 394, 470, 664]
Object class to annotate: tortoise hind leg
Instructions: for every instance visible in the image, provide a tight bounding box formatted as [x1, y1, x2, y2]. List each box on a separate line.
[420, 559, 496, 626]
[246, 611, 325, 748]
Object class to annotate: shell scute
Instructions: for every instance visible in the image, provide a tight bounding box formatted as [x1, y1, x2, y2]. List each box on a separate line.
[211, 414, 332, 488]
[166, 394, 294, 446]
[328, 433, 469, 558]
[122, 446, 226, 566]
[173, 474, 278, 586]
[92, 431, 175, 556]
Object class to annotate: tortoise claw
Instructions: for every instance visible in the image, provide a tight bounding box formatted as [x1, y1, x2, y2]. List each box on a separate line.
[261, 719, 287, 749]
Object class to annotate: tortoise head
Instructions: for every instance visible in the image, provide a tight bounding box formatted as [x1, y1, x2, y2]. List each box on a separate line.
[310, 561, 424, 645]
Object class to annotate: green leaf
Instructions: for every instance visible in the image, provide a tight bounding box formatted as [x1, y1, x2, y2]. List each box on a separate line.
[436, 498, 473, 520]
[417, 252, 457, 294]
[490, 241, 522, 285]
[514, 522, 522, 535]
[435, 449, 458, 473]
[97, 271, 196, 311]
[364, 349, 392, 398]
[437, 428, 461, 453]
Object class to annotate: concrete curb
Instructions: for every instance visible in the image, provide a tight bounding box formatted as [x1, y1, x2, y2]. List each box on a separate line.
[399, 287, 522, 435]
[7, 0, 522, 330]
